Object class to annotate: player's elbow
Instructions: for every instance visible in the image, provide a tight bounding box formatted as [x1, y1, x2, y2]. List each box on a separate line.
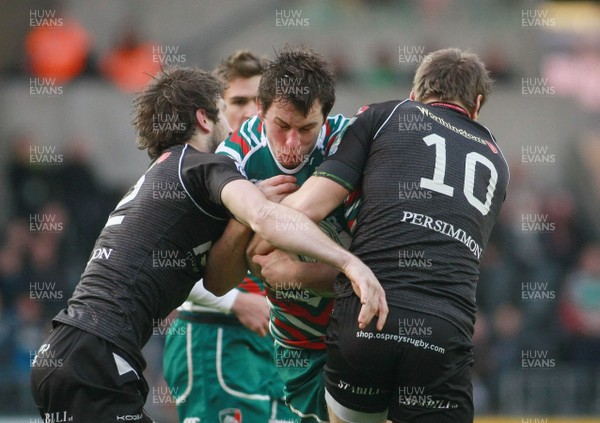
[203, 267, 230, 296]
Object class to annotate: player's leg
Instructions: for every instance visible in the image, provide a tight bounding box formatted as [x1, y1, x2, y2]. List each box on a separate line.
[323, 295, 393, 423]
[163, 318, 207, 421]
[218, 322, 297, 422]
[325, 390, 388, 423]
[31, 323, 154, 422]
[274, 344, 329, 422]
[164, 313, 295, 422]
[387, 310, 474, 423]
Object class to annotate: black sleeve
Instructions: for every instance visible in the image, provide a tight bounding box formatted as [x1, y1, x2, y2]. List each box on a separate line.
[181, 151, 246, 209]
[314, 104, 383, 191]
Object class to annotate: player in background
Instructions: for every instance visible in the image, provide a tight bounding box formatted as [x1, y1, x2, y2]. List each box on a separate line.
[30, 66, 387, 423]
[205, 45, 355, 423]
[215, 49, 265, 130]
[162, 50, 298, 423]
[250, 48, 510, 422]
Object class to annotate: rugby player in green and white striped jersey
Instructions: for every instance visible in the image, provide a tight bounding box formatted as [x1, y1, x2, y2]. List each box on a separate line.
[209, 45, 359, 423]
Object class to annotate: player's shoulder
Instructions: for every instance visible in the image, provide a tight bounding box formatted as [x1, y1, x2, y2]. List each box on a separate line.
[325, 113, 350, 131]
[234, 116, 263, 147]
[216, 116, 264, 161]
[182, 144, 236, 167]
[341, 100, 409, 140]
[323, 114, 351, 151]
[361, 99, 409, 115]
[349, 100, 410, 128]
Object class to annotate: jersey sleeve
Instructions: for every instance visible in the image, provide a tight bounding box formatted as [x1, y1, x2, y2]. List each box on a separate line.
[323, 114, 351, 156]
[181, 151, 246, 209]
[314, 105, 379, 191]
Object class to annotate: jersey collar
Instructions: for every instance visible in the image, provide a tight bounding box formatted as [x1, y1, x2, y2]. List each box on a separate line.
[428, 102, 470, 117]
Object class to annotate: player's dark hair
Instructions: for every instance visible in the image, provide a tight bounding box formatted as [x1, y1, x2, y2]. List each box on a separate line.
[213, 49, 266, 82]
[258, 45, 335, 119]
[133, 67, 225, 159]
[412, 48, 493, 114]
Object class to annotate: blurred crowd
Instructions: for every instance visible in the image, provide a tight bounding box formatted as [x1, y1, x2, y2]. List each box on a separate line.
[0, 133, 121, 412]
[473, 163, 600, 413]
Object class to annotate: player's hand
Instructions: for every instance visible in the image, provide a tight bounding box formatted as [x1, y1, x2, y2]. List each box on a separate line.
[342, 258, 388, 331]
[252, 250, 299, 288]
[246, 234, 276, 280]
[256, 175, 298, 203]
[231, 292, 270, 337]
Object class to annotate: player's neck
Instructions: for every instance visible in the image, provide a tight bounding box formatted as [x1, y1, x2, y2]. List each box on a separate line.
[186, 135, 211, 153]
[420, 96, 479, 120]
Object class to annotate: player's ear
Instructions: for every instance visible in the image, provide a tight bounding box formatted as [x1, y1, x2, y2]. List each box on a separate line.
[409, 90, 415, 101]
[195, 108, 211, 133]
[471, 94, 483, 120]
[257, 102, 265, 119]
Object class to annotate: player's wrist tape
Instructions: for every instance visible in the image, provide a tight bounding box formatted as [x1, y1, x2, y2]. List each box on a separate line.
[187, 279, 239, 313]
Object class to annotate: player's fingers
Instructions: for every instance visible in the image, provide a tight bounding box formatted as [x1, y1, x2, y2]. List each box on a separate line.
[252, 254, 268, 267]
[270, 182, 299, 195]
[357, 288, 374, 329]
[262, 174, 297, 186]
[376, 292, 389, 331]
[357, 303, 375, 330]
[260, 320, 269, 337]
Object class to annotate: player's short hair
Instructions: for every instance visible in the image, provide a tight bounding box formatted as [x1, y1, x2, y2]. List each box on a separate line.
[213, 49, 266, 82]
[412, 48, 493, 114]
[133, 67, 225, 159]
[258, 45, 335, 119]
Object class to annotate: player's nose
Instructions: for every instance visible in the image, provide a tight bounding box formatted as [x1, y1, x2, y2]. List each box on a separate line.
[243, 103, 258, 120]
[286, 129, 300, 147]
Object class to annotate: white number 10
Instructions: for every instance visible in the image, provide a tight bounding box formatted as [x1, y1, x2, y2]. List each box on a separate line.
[419, 134, 498, 216]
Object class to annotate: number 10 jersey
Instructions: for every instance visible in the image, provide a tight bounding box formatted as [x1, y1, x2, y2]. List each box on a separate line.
[315, 100, 510, 337]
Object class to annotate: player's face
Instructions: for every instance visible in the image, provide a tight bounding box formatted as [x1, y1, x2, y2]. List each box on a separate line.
[261, 99, 324, 169]
[223, 76, 260, 131]
[208, 98, 232, 152]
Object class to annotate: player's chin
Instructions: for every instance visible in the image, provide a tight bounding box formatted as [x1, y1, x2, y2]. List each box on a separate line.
[278, 155, 303, 168]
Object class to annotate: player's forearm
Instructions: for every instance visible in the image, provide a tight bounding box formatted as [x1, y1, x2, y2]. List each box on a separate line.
[204, 218, 253, 296]
[280, 175, 349, 222]
[250, 202, 355, 273]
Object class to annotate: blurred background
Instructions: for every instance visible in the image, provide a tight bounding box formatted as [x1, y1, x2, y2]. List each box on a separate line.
[1, 0, 600, 421]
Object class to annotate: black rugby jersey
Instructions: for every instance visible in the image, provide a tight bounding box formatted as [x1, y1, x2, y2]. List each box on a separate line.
[54, 144, 245, 370]
[315, 100, 509, 336]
